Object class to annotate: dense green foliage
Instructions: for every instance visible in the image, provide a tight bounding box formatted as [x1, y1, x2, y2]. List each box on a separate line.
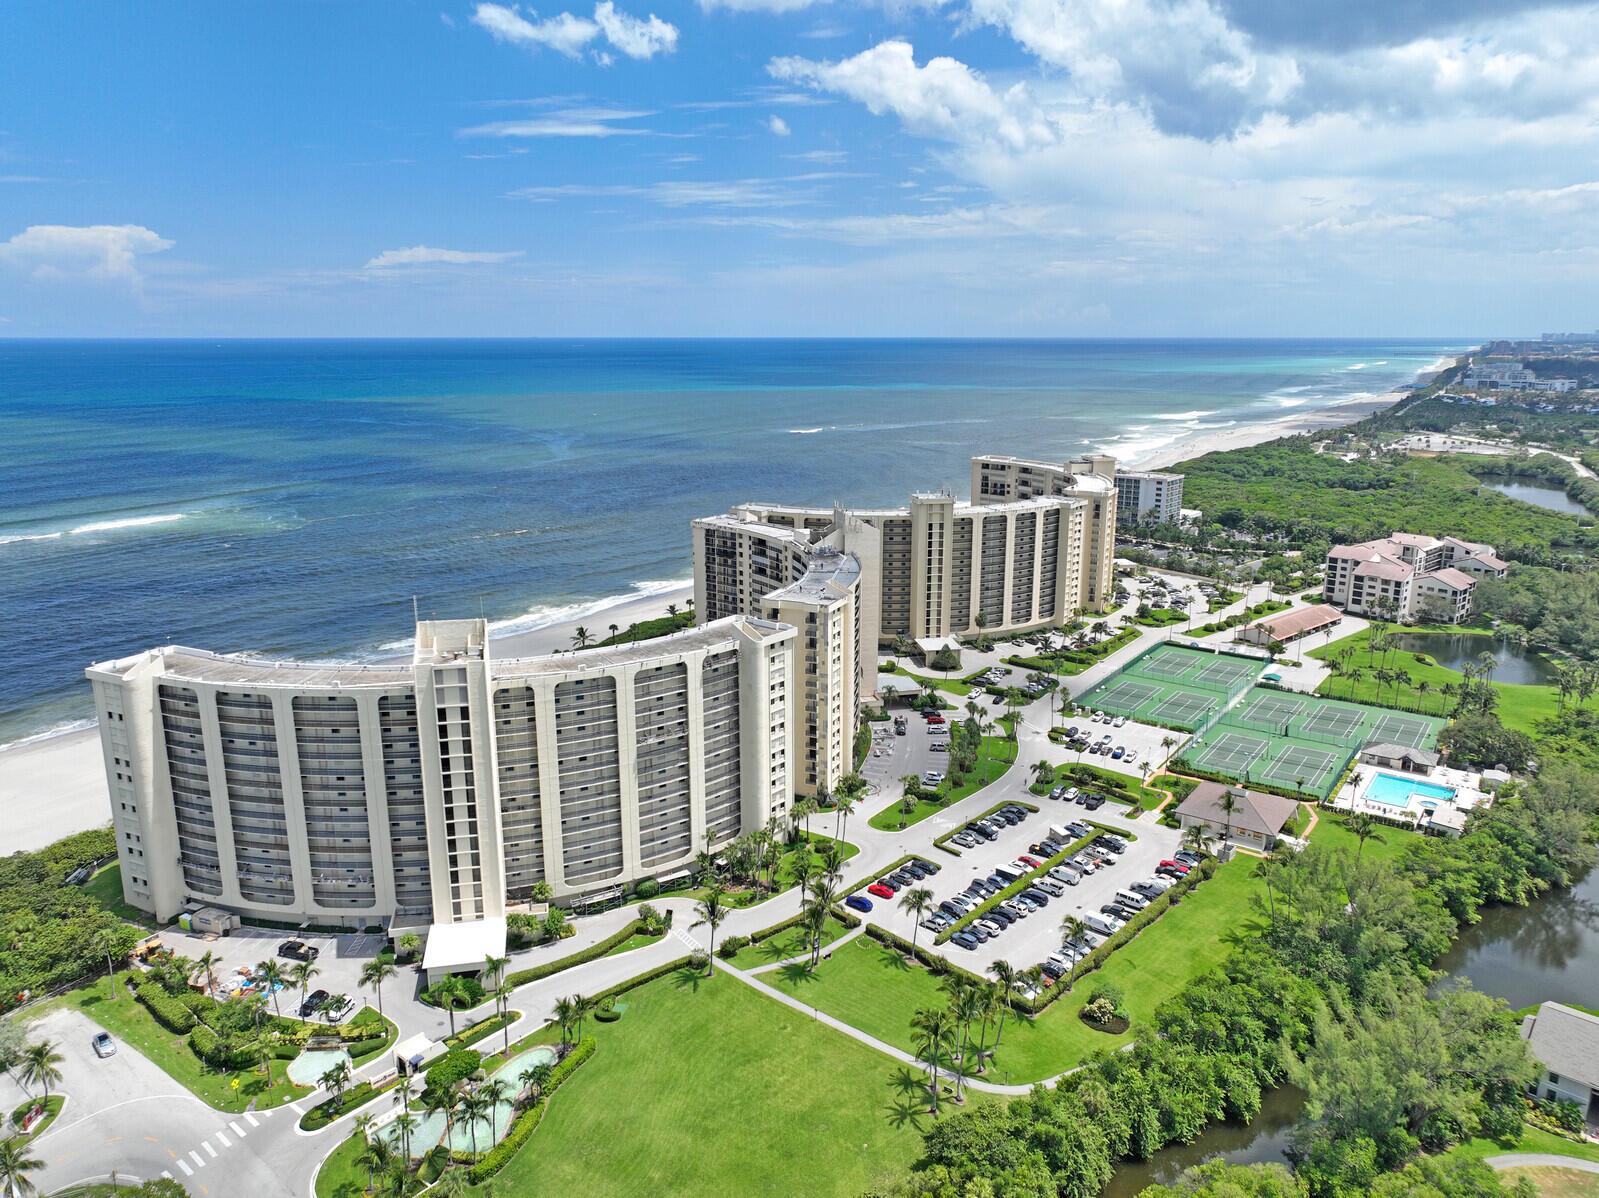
[0, 828, 142, 1009]
[1477, 567, 1599, 657]
[422, 1047, 482, 1103]
[1181, 438, 1596, 562]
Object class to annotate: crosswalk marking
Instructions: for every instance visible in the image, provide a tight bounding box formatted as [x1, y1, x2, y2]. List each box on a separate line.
[162, 1173, 173, 1181]
[229, 1121, 247, 1138]
[243, 1112, 260, 1128]
[189, 1150, 206, 1168]
[214, 1130, 231, 1148]
[203, 1141, 218, 1158]
[176, 1160, 193, 1177]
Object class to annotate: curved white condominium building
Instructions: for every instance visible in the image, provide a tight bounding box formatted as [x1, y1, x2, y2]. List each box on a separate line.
[87, 615, 796, 929]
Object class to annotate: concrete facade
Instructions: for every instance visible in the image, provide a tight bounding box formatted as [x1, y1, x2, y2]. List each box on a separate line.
[87, 614, 795, 926]
[1113, 469, 1185, 526]
[1323, 532, 1500, 623]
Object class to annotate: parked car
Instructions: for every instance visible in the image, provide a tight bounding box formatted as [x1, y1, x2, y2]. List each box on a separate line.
[1020, 887, 1051, 906]
[1110, 746, 1126, 760]
[1112, 715, 1127, 727]
[299, 988, 330, 1017]
[1040, 959, 1066, 979]
[1159, 859, 1191, 874]
[867, 883, 895, 899]
[929, 742, 948, 753]
[846, 894, 874, 913]
[917, 857, 941, 874]
[1018, 854, 1043, 868]
[1084, 795, 1106, 809]
[951, 932, 980, 950]
[277, 939, 318, 962]
[91, 1031, 116, 1058]
[1034, 878, 1065, 897]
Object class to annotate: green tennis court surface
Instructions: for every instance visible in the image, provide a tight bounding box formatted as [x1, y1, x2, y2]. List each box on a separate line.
[1077, 643, 1265, 731]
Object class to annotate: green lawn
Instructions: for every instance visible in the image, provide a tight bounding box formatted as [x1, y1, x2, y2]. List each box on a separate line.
[728, 914, 855, 970]
[771, 860, 1264, 1084]
[682, 832, 858, 906]
[1309, 810, 1422, 864]
[476, 968, 941, 1198]
[882, 664, 973, 697]
[1310, 626, 1560, 737]
[81, 863, 158, 928]
[1447, 1123, 1599, 1167]
[314, 1126, 373, 1198]
[30, 975, 312, 1111]
[868, 737, 1018, 831]
[603, 928, 671, 958]
[1032, 763, 1167, 811]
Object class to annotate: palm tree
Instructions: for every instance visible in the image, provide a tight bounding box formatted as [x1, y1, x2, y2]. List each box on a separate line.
[0, 1136, 46, 1198]
[360, 957, 397, 1019]
[900, 887, 934, 959]
[192, 950, 220, 998]
[667, 602, 680, 618]
[1345, 811, 1385, 861]
[1181, 824, 1214, 857]
[320, 1059, 352, 1106]
[430, 975, 470, 1037]
[607, 622, 620, 641]
[692, 886, 729, 972]
[391, 1110, 418, 1163]
[459, 1088, 490, 1157]
[1059, 916, 1089, 991]
[910, 1007, 953, 1112]
[495, 981, 515, 1054]
[290, 959, 321, 1011]
[520, 1060, 554, 1103]
[358, 1125, 393, 1194]
[253, 958, 287, 1019]
[569, 993, 595, 1042]
[987, 960, 1017, 1052]
[571, 625, 594, 650]
[483, 953, 510, 987]
[480, 1078, 510, 1146]
[1216, 789, 1240, 844]
[1031, 759, 1055, 789]
[553, 996, 578, 1044]
[19, 1040, 63, 1100]
[803, 893, 833, 968]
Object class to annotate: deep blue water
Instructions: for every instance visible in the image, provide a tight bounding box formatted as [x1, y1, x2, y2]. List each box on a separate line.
[0, 338, 1462, 746]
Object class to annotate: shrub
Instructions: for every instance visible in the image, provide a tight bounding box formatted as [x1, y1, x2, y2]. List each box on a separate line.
[504, 918, 655, 988]
[187, 1024, 256, 1070]
[716, 934, 750, 959]
[444, 1012, 520, 1051]
[423, 1048, 482, 1101]
[345, 1035, 388, 1059]
[135, 981, 196, 1034]
[687, 950, 710, 973]
[594, 1008, 621, 1023]
[633, 878, 660, 900]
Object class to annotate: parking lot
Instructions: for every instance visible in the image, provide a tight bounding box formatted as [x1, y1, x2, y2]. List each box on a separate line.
[1050, 711, 1189, 775]
[869, 796, 1180, 978]
[858, 710, 951, 794]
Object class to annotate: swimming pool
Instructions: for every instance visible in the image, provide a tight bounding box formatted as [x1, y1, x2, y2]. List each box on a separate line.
[1365, 772, 1457, 809]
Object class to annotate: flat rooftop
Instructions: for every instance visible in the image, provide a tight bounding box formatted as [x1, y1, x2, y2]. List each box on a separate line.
[89, 646, 414, 690]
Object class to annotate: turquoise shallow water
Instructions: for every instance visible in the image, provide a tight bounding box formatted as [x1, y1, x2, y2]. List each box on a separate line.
[1366, 772, 1457, 808]
[0, 338, 1461, 746]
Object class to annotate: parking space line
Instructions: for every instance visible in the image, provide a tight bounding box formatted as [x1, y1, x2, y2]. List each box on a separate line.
[229, 1121, 247, 1138]
[189, 1150, 206, 1168]
[176, 1160, 193, 1177]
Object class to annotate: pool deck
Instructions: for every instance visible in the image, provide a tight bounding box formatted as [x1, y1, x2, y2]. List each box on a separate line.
[1330, 762, 1491, 834]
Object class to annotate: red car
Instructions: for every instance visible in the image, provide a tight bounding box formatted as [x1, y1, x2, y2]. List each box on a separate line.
[926, 714, 946, 725]
[1019, 855, 1043, 868]
[1159, 859, 1191, 874]
[867, 883, 896, 899]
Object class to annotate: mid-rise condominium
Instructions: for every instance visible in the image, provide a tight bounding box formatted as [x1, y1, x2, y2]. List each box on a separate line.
[1323, 532, 1506, 623]
[1113, 470, 1184, 526]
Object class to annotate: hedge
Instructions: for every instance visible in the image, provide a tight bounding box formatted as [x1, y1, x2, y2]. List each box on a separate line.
[135, 981, 196, 1034]
[444, 1010, 522, 1051]
[187, 1024, 256, 1070]
[503, 918, 657, 989]
[423, 1048, 482, 1102]
[466, 1037, 596, 1182]
[346, 1035, 388, 1059]
[298, 1074, 403, 1131]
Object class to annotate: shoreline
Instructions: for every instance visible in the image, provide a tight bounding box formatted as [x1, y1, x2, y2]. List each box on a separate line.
[0, 354, 1459, 849]
[1131, 354, 1460, 471]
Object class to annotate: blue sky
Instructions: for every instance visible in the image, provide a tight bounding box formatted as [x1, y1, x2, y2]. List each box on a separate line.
[2, 0, 1597, 336]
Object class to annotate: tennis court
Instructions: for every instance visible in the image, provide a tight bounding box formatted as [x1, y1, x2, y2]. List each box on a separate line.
[1181, 686, 1446, 799]
[1077, 643, 1267, 732]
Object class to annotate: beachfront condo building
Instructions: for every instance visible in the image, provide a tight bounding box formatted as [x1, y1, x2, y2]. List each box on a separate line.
[968, 452, 1119, 606]
[1322, 533, 1505, 623]
[86, 615, 797, 951]
[1113, 469, 1185, 526]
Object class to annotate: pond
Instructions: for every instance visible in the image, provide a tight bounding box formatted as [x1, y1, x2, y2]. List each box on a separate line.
[1483, 478, 1592, 518]
[1389, 631, 1559, 686]
[1436, 868, 1599, 1011]
[1099, 1086, 1307, 1197]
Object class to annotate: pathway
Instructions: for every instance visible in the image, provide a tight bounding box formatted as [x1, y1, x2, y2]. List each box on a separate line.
[1486, 1153, 1599, 1173]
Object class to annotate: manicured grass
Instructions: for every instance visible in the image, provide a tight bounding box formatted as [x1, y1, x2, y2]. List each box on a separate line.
[602, 928, 671, 957]
[1134, 608, 1187, 627]
[882, 664, 973, 697]
[8, 1093, 64, 1139]
[82, 863, 158, 928]
[476, 969, 939, 1198]
[1499, 1166, 1599, 1197]
[314, 1126, 373, 1198]
[1311, 626, 1560, 737]
[348, 1007, 399, 1066]
[33, 975, 312, 1111]
[598, 610, 696, 646]
[868, 738, 1018, 831]
[1033, 763, 1167, 811]
[1449, 1123, 1599, 1166]
[1309, 810, 1422, 864]
[682, 833, 858, 906]
[728, 914, 854, 970]
[771, 859, 1264, 1084]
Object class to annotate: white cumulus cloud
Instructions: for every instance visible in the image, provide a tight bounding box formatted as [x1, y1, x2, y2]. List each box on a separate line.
[472, 2, 677, 60]
[767, 115, 792, 135]
[0, 224, 173, 282]
[365, 245, 525, 268]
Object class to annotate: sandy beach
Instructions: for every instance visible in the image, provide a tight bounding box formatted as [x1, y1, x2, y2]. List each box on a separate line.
[0, 582, 695, 852]
[0, 356, 1457, 852]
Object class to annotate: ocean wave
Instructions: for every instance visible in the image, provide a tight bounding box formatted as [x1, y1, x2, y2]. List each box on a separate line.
[375, 578, 694, 652]
[1150, 410, 1217, 421]
[788, 427, 824, 435]
[0, 511, 190, 547]
[783, 418, 990, 435]
[0, 531, 64, 546]
[0, 718, 99, 754]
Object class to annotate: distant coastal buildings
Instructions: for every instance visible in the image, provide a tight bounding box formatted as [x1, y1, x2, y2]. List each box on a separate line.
[84, 448, 1176, 969]
[1322, 532, 1506, 624]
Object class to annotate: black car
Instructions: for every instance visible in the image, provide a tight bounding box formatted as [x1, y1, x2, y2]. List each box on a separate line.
[876, 876, 901, 893]
[1083, 796, 1105, 810]
[917, 858, 941, 874]
[277, 939, 318, 962]
[903, 862, 928, 879]
[1040, 959, 1066, 979]
[299, 988, 330, 1018]
[1073, 791, 1090, 805]
[1020, 888, 1050, 906]
[985, 873, 1008, 891]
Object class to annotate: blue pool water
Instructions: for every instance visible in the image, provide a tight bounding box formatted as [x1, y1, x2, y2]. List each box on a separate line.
[1366, 772, 1457, 808]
